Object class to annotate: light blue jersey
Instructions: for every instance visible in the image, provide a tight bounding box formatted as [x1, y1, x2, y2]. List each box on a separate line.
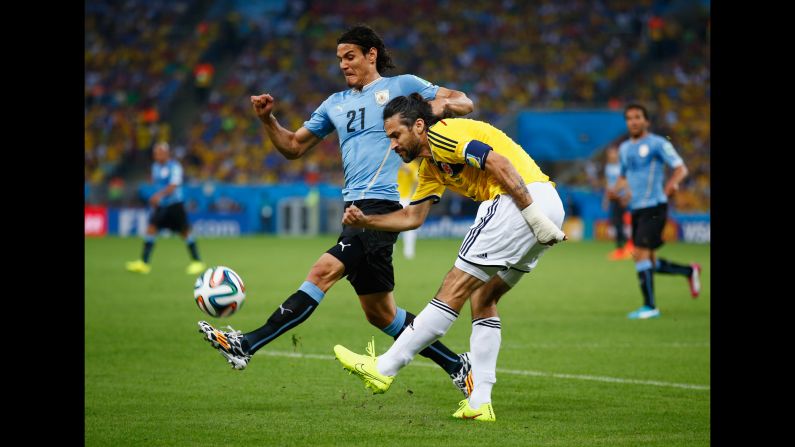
[605, 162, 621, 189]
[619, 133, 683, 211]
[151, 159, 184, 206]
[606, 161, 627, 199]
[303, 75, 439, 202]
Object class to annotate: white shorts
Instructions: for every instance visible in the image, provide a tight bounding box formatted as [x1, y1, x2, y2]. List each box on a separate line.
[454, 182, 565, 287]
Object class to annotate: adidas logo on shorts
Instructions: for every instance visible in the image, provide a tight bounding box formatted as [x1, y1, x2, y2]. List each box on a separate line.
[474, 253, 488, 259]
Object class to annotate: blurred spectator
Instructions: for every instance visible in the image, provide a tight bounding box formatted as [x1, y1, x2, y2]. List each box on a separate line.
[194, 60, 215, 103]
[107, 177, 125, 204]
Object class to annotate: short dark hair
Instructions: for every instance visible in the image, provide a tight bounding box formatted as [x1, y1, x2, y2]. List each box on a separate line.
[624, 103, 649, 121]
[337, 25, 395, 73]
[383, 93, 439, 129]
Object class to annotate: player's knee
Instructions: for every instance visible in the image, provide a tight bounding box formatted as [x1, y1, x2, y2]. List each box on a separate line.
[306, 257, 344, 287]
[437, 272, 477, 304]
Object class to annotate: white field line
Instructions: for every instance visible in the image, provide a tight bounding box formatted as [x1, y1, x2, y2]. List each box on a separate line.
[256, 350, 709, 391]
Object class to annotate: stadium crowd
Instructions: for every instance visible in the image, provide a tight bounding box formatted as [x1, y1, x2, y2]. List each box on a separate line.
[85, 0, 218, 186]
[85, 0, 709, 212]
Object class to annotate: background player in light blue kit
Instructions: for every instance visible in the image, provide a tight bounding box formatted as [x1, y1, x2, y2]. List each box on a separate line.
[609, 104, 701, 319]
[126, 142, 206, 275]
[198, 25, 477, 395]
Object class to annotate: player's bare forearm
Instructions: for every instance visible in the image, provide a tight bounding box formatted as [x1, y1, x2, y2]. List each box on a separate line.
[251, 93, 321, 160]
[484, 152, 533, 209]
[665, 164, 688, 195]
[431, 87, 474, 118]
[342, 202, 431, 232]
[156, 184, 176, 198]
[261, 117, 321, 160]
[150, 184, 175, 206]
[608, 176, 627, 199]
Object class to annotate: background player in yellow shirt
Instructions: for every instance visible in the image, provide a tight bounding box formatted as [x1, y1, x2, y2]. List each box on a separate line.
[334, 93, 566, 421]
[396, 159, 421, 259]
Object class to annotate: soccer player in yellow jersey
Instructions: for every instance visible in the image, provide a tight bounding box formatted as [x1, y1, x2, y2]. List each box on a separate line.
[334, 93, 567, 421]
[397, 159, 420, 259]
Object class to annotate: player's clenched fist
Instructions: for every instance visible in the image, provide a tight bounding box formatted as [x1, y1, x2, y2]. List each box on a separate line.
[250, 93, 275, 122]
[342, 205, 368, 227]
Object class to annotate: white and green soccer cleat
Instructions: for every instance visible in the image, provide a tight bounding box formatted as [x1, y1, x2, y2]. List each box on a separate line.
[452, 399, 496, 422]
[333, 338, 394, 394]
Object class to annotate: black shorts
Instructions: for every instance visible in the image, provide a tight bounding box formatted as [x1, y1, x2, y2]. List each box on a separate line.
[149, 203, 190, 233]
[326, 199, 402, 295]
[631, 203, 668, 250]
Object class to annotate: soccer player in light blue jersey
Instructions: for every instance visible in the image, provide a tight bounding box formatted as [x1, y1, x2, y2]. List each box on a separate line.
[198, 25, 478, 395]
[608, 104, 701, 320]
[126, 142, 206, 275]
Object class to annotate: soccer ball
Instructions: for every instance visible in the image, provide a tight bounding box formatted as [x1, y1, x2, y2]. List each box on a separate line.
[194, 266, 246, 318]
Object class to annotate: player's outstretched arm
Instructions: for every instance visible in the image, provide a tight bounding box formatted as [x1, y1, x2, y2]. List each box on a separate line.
[150, 184, 176, 207]
[607, 176, 628, 200]
[484, 151, 566, 245]
[664, 164, 688, 196]
[251, 94, 323, 160]
[429, 87, 474, 118]
[342, 200, 432, 232]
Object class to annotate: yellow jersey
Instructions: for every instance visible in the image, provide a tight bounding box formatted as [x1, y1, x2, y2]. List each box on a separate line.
[410, 118, 551, 204]
[397, 159, 420, 198]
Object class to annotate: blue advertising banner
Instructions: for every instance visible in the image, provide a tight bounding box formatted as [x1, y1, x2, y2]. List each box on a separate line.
[107, 208, 249, 237]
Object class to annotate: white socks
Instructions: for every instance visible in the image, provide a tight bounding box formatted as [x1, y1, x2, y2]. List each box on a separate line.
[468, 317, 501, 408]
[375, 299, 502, 409]
[403, 229, 416, 259]
[377, 298, 458, 376]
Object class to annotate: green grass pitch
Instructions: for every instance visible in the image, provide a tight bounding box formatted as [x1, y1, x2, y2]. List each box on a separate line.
[85, 236, 709, 446]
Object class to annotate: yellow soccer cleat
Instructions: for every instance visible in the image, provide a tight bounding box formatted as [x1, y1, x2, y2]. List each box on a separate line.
[333, 338, 394, 394]
[125, 259, 151, 274]
[186, 261, 207, 275]
[452, 399, 496, 422]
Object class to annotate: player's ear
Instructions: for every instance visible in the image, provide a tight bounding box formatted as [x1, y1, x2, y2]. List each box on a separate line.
[414, 118, 425, 133]
[368, 47, 377, 63]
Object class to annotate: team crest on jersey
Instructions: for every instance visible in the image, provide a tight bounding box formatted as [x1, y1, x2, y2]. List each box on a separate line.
[436, 162, 464, 176]
[160, 167, 169, 177]
[639, 144, 650, 157]
[375, 89, 390, 105]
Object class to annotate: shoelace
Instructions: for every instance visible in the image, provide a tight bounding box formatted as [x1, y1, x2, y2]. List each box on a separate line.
[365, 336, 376, 359]
[223, 325, 243, 340]
[222, 325, 250, 356]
